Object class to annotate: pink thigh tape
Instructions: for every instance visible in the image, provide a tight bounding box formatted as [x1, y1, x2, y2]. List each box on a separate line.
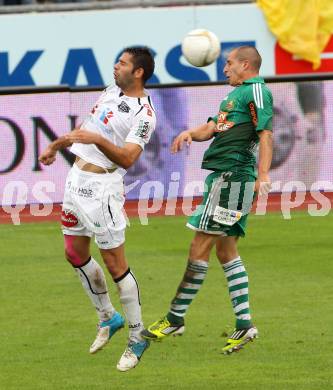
[64, 235, 84, 266]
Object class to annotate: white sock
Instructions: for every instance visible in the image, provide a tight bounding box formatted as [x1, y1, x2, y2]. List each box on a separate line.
[75, 257, 115, 322]
[115, 269, 144, 343]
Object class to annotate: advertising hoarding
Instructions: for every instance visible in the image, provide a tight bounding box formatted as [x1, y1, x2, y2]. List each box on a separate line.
[1, 80, 333, 207]
[2, 3, 332, 88]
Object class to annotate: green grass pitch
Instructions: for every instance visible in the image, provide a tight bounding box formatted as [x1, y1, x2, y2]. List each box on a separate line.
[0, 212, 332, 389]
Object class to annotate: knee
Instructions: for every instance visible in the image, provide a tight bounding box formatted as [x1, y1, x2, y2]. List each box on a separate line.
[103, 254, 118, 275]
[216, 247, 228, 263]
[216, 247, 238, 264]
[100, 246, 128, 279]
[189, 235, 213, 260]
[64, 235, 88, 267]
[189, 237, 200, 259]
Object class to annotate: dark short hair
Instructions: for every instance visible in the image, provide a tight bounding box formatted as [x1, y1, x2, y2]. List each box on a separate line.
[235, 46, 262, 71]
[123, 47, 155, 84]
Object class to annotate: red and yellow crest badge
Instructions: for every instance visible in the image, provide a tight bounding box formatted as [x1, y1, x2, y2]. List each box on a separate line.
[216, 111, 235, 132]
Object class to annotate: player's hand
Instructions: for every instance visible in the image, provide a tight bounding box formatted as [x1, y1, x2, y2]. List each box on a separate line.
[171, 131, 193, 153]
[255, 173, 272, 196]
[38, 146, 57, 165]
[66, 129, 100, 145]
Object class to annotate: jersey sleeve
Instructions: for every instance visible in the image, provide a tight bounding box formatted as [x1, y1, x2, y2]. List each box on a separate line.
[246, 84, 273, 132]
[125, 108, 156, 150]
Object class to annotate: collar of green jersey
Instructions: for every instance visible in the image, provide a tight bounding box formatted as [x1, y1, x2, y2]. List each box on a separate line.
[243, 76, 265, 84]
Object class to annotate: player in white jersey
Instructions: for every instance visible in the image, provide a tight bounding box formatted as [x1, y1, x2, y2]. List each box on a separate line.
[39, 47, 156, 371]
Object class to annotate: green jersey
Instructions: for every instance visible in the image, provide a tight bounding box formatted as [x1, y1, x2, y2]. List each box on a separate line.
[202, 77, 273, 175]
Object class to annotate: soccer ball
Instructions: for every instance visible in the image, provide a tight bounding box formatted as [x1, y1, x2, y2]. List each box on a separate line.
[181, 29, 221, 67]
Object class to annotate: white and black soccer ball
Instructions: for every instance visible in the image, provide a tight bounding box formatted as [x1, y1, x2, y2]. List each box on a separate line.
[181, 29, 221, 67]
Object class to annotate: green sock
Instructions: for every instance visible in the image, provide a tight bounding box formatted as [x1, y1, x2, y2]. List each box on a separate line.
[167, 260, 208, 324]
[222, 257, 252, 329]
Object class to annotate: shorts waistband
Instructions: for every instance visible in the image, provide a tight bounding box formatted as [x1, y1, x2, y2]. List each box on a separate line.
[74, 157, 117, 174]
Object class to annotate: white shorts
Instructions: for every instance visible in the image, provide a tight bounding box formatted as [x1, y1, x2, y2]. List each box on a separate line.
[61, 164, 127, 249]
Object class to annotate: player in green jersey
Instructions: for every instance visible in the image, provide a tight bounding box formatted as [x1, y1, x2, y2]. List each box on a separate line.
[141, 46, 273, 354]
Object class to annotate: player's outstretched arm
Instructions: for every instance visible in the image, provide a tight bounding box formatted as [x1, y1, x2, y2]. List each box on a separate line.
[256, 130, 273, 196]
[171, 120, 216, 153]
[38, 136, 73, 166]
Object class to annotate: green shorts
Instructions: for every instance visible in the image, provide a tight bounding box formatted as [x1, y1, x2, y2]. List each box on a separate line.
[187, 170, 256, 237]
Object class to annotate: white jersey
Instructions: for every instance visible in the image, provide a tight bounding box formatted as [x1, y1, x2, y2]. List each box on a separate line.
[71, 85, 156, 170]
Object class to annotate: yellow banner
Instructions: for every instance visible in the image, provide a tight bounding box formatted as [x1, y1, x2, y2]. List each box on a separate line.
[257, 0, 333, 69]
